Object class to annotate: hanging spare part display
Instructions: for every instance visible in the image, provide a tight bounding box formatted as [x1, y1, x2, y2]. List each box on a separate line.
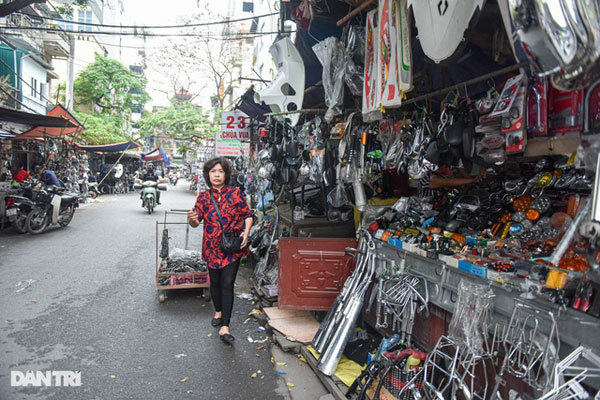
[379, 0, 412, 108]
[407, 0, 486, 64]
[254, 37, 305, 126]
[216, 111, 250, 157]
[363, 9, 382, 120]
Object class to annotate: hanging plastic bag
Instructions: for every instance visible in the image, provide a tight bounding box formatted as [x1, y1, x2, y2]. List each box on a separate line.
[309, 148, 325, 183]
[328, 182, 349, 208]
[313, 37, 345, 123]
[344, 25, 365, 97]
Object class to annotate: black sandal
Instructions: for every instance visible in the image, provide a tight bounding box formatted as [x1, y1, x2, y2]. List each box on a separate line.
[211, 318, 222, 327]
[220, 333, 235, 345]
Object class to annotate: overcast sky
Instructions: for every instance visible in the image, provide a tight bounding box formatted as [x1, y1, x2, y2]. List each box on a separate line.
[115, 0, 239, 108]
[122, 0, 232, 25]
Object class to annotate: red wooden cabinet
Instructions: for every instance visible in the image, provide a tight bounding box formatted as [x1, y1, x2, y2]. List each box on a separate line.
[278, 237, 358, 311]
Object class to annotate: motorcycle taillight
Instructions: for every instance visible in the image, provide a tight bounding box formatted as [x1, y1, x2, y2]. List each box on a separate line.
[6, 198, 15, 205]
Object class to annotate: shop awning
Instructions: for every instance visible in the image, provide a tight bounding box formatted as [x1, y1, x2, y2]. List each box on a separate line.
[142, 147, 170, 165]
[0, 129, 15, 138]
[17, 104, 84, 138]
[0, 105, 79, 129]
[77, 140, 141, 153]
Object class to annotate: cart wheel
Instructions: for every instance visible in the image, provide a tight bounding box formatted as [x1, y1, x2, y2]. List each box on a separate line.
[204, 288, 211, 302]
[158, 292, 166, 303]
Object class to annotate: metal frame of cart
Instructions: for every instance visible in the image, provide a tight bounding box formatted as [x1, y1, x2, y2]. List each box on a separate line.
[155, 210, 210, 303]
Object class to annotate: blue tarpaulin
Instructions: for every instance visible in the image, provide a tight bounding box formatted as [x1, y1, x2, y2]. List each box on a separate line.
[78, 140, 140, 153]
[142, 147, 170, 165]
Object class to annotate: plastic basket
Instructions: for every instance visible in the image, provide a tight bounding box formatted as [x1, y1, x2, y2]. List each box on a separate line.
[382, 354, 424, 400]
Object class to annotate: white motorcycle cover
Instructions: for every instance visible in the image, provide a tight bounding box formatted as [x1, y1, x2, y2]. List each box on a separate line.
[255, 37, 305, 126]
[407, 0, 486, 64]
[363, 9, 382, 120]
[51, 194, 61, 225]
[380, 0, 412, 107]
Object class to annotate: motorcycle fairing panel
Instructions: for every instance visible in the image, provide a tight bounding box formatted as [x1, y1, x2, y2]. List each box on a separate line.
[363, 9, 382, 120]
[407, 0, 486, 64]
[51, 194, 61, 225]
[379, 0, 413, 108]
[255, 37, 306, 127]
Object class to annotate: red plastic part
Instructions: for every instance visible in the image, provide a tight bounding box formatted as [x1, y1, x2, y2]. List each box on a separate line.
[548, 87, 584, 135]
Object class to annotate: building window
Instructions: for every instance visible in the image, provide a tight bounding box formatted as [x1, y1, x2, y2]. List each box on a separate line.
[40, 82, 45, 101]
[31, 78, 37, 97]
[77, 10, 92, 32]
[58, 19, 74, 31]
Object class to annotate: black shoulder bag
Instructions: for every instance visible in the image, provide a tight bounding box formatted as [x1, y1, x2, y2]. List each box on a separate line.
[210, 192, 243, 254]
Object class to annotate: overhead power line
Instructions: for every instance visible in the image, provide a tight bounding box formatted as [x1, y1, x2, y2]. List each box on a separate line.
[17, 12, 277, 29]
[0, 25, 283, 38]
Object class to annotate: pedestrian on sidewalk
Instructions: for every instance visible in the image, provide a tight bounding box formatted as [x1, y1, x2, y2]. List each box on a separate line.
[187, 157, 253, 345]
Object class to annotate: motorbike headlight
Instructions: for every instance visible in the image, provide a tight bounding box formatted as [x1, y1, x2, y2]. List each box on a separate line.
[536, 0, 577, 65]
[562, 0, 589, 46]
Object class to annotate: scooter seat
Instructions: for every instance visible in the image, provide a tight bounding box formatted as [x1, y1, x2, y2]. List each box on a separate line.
[60, 195, 78, 205]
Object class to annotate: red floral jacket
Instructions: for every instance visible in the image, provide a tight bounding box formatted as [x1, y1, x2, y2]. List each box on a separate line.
[193, 185, 253, 269]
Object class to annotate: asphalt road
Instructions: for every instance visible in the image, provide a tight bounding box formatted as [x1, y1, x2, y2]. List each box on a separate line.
[0, 182, 287, 400]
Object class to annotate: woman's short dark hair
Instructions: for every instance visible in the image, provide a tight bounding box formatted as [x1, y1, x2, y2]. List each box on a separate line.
[203, 157, 231, 187]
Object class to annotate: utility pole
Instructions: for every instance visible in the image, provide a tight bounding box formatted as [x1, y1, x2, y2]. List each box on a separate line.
[65, 35, 75, 111]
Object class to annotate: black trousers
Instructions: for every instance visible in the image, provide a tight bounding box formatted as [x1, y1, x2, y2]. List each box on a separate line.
[208, 259, 240, 326]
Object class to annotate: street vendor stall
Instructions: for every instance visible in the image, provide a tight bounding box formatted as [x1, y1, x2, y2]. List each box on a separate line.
[79, 141, 142, 194]
[241, 1, 600, 399]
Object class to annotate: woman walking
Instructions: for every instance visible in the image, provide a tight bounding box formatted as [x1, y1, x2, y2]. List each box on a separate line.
[187, 157, 253, 344]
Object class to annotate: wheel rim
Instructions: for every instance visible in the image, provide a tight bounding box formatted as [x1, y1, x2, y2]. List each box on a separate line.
[27, 209, 48, 233]
[59, 206, 74, 227]
[13, 213, 27, 233]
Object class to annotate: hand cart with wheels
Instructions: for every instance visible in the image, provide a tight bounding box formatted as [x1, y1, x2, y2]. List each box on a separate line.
[156, 210, 211, 303]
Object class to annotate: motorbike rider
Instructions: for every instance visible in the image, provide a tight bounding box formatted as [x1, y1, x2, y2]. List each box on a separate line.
[141, 167, 161, 205]
[34, 165, 61, 188]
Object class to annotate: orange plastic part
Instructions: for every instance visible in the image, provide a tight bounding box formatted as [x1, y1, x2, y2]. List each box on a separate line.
[526, 208, 540, 221]
[513, 195, 533, 212]
[567, 195, 580, 218]
[428, 226, 442, 234]
[450, 233, 466, 244]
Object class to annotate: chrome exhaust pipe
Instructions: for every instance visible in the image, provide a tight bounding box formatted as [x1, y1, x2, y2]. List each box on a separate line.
[314, 253, 367, 353]
[317, 243, 376, 375]
[313, 237, 368, 351]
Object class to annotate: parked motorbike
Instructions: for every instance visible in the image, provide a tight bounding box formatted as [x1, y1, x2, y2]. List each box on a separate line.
[169, 174, 179, 186]
[87, 181, 100, 199]
[3, 193, 34, 233]
[26, 185, 80, 234]
[134, 180, 167, 214]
